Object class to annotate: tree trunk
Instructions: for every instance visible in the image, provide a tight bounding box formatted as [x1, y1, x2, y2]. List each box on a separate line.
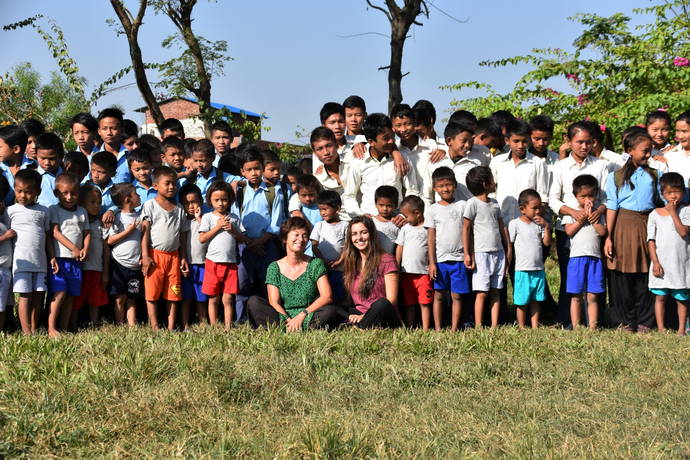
[110, 0, 165, 132]
[388, 22, 407, 115]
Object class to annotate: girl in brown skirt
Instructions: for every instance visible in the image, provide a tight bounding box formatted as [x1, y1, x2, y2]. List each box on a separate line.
[603, 131, 662, 332]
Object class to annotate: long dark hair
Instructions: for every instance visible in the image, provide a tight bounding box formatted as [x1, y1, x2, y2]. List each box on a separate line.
[615, 131, 654, 190]
[342, 216, 384, 298]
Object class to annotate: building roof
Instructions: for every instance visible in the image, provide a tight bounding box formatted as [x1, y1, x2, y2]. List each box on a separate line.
[134, 97, 263, 118]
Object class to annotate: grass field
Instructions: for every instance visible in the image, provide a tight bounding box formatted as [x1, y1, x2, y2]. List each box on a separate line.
[1, 325, 689, 458]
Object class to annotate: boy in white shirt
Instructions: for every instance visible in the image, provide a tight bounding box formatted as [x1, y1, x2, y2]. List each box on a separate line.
[372, 186, 400, 255]
[0, 176, 14, 331]
[490, 119, 548, 225]
[310, 190, 348, 303]
[47, 173, 90, 336]
[343, 113, 419, 216]
[425, 167, 470, 331]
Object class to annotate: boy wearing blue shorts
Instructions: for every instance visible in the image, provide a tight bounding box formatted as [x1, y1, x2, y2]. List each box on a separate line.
[47, 172, 90, 336]
[179, 183, 208, 330]
[508, 189, 553, 328]
[425, 167, 470, 331]
[562, 175, 607, 329]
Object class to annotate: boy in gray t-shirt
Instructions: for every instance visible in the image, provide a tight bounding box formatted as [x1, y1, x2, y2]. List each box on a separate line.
[0, 203, 14, 330]
[463, 166, 511, 329]
[179, 184, 209, 330]
[141, 167, 190, 331]
[508, 189, 553, 329]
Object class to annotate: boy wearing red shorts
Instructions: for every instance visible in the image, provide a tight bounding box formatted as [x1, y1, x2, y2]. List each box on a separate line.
[395, 195, 433, 330]
[141, 166, 189, 331]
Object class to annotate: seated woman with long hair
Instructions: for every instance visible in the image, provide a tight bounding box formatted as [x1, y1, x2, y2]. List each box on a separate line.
[341, 215, 400, 328]
[247, 217, 340, 331]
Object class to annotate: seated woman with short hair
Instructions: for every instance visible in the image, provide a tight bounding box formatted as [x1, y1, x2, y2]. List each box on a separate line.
[247, 217, 340, 331]
[341, 215, 400, 328]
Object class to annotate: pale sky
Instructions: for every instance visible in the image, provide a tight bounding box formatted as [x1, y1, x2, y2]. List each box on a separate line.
[2, 0, 648, 143]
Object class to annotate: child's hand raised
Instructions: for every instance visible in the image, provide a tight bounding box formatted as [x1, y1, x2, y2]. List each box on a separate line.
[101, 210, 115, 228]
[352, 142, 367, 159]
[391, 214, 406, 228]
[532, 215, 547, 227]
[194, 208, 202, 221]
[652, 261, 664, 279]
[665, 199, 678, 214]
[221, 217, 233, 232]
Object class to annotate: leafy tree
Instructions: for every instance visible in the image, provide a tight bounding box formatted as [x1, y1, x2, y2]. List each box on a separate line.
[0, 62, 88, 141]
[444, 1, 690, 149]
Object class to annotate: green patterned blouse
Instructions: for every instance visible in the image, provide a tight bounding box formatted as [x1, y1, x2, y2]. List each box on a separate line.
[265, 257, 328, 330]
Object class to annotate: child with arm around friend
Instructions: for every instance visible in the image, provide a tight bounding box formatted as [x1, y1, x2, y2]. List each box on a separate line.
[508, 189, 553, 329]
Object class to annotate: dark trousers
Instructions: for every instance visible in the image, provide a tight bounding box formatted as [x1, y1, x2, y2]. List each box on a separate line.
[236, 240, 280, 323]
[247, 295, 341, 329]
[337, 298, 399, 329]
[607, 271, 654, 329]
[555, 230, 572, 326]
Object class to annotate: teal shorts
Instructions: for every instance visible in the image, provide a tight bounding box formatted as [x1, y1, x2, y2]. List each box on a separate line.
[513, 270, 546, 306]
[649, 288, 690, 302]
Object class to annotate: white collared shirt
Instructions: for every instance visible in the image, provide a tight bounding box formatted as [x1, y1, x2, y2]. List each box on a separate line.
[548, 155, 609, 230]
[490, 151, 548, 223]
[398, 136, 440, 205]
[663, 144, 690, 183]
[312, 137, 359, 173]
[315, 161, 351, 221]
[343, 146, 419, 216]
[598, 148, 626, 172]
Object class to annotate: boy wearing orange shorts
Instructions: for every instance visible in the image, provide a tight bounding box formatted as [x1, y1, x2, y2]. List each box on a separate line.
[141, 166, 190, 331]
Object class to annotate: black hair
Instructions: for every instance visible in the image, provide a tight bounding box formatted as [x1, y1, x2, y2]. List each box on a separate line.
[122, 119, 138, 139]
[127, 148, 151, 166]
[217, 154, 240, 176]
[0, 174, 10, 203]
[152, 165, 177, 183]
[623, 131, 652, 153]
[178, 183, 203, 204]
[14, 168, 41, 192]
[55, 171, 80, 188]
[111, 182, 135, 208]
[204, 180, 235, 206]
[296, 174, 322, 194]
[444, 121, 475, 140]
[644, 110, 671, 127]
[566, 121, 592, 140]
[342, 95, 367, 112]
[572, 174, 598, 196]
[69, 112, 98, 132]
[0, 125, 28, 153]
[465, 166, 493, 196]
[400, 194, 424, 213]
[363, 113, 392, 141]
[63, 151, 89, 175]
[529, 115, 554, 134]
[621, 125, 647, 145]
[90, 151, 117, 176]
[448, 110, 478, 127]
[676, 110, 690, 125]
[374, 185, 399, 206]
[390, 103, 412, 121]
[238, 145, 264, 168]
[285, 165, 301, 178]
[192, 139, 215, 160]
[518, 188, 541, 208]
[310, 126, 336, 145]
[35, 133, 65, 157]
[581, 120, 603, 141]
[161, 118, 184, 135]
[260, 149, 281, 165]
[431, 166, 457, 185]
[78, 183, 100, 206]
[298, 157, 312, 174]
[317, 189, 341, 209]
[412, 100, 436, 123]
[210, 120, 232, 135]
[162, 136, 184, 153]
[183, 138, 197, 158]
[475, 118, 502, 138]
[319, 102, 344, 124]
[505, 119, 532, 138]
[19, 118, 45, 138]
[97, 107, 124, 123]
[411, 107, 432, 127]
[490, 110, 516, 130]
[659, 172, 685, 192]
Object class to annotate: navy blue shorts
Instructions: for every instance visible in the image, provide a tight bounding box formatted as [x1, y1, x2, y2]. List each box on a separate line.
[566, 256, 605, 295]
[182, 264, 208, 302]
[49, 258, 82, 296]
[327, 270, 346, 300]
[109, 259, 144, 298]
[433, 261, 471, 294]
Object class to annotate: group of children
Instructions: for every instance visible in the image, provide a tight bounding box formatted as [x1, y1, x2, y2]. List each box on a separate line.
[0, 96, 688, 336]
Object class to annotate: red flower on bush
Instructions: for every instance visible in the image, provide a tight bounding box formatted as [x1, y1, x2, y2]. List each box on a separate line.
[566, 73, 580, 82]
[673, 57, 689, 67]
[577, 94, 588, 105]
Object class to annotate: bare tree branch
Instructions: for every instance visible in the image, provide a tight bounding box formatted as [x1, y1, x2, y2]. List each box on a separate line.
[366, 0, 392, 22]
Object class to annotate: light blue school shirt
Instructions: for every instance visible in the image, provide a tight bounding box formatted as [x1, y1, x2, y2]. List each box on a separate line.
[0, 162, 14, 205]
[133, 180, 157, 211]
[301, 203, 323, 227]
[231, 180, 287, 239]
[20, 155, 36, 169]
[36, 166, 62, 208]
[97, 144, 130, 184]
[605, 167, 658, 212]
[85, 179, 115, 215]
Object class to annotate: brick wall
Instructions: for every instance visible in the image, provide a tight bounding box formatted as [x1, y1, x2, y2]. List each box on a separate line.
[143, 99, 200, 124]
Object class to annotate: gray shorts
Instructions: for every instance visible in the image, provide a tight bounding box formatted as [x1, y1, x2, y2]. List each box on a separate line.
[472, 251, 505, 292]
